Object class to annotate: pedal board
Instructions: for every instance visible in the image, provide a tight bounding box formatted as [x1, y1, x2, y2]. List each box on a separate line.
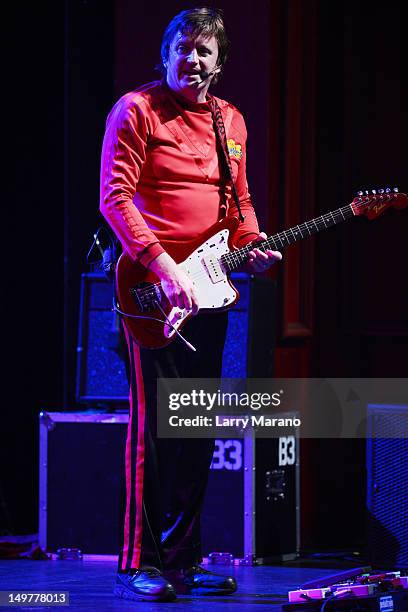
[284, 569, 408, 612]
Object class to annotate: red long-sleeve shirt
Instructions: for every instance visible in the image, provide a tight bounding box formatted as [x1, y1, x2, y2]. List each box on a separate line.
[100, 80, 259, 268]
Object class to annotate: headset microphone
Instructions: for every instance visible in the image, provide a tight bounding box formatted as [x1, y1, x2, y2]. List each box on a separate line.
[199, 66, 220, 81]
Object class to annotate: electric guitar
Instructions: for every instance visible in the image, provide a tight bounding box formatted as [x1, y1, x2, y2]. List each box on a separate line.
[115, 188, 407, 349]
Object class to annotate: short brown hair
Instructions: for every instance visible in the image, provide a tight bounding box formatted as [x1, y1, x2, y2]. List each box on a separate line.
[160, 7, 229, 83]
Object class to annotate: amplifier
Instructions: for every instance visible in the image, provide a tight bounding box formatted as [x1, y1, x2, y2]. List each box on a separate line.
[202, 420, 300, 563]
[75, 272, 276, 403]
[221, 272, 276, 378]
[76, 273, 128, 403]
[366, 404, 408, 568]
[39, 411, 299, 562]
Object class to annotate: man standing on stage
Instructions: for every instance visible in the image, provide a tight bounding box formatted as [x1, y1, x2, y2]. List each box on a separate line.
[100, 7, 281, 602]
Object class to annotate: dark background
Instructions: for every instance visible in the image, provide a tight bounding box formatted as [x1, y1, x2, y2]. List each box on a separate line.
[2, 0, 407, 554]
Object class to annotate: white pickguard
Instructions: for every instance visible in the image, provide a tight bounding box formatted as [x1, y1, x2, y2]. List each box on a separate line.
[164, 229, 236, 338]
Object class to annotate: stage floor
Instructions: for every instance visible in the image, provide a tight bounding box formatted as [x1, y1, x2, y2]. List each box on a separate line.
[0, 559, 340, 610]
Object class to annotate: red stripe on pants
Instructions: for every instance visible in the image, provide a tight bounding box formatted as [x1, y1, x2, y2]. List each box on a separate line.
[121, 325, 146, 571]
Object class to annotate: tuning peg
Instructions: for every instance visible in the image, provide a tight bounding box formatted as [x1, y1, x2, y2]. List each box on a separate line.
[378, 188, 384, 194]
[372, 189, 377, 194]
[393, 187, 399, 193]
[357, 190, 363, 196]
[385, 187, 391, 193]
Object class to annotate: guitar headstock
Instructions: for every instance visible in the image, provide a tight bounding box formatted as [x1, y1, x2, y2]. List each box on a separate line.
[351, 187, 408, 220]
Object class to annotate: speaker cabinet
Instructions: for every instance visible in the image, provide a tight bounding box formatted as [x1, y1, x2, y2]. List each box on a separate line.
[366, 404, 408, 568]
[222, 272, 276, 378]
[76, 273, 129, 403]
[76, 272, 277, 403]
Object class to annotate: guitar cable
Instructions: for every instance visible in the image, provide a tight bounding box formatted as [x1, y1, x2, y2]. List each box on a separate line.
[154, 300, 197, 352]
[112, 299, 197, 352]
[142, 499, 164, 572]
[87, 226, 118, 268]
[92, 227, 197, 351]
[320, 589, 353, 612]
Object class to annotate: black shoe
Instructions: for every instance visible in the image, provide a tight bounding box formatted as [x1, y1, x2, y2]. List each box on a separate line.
[164, 565, 237, 596]
[114, 566, 177, 602]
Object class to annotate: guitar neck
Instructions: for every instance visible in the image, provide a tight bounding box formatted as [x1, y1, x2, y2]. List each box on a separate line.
[223, 203, 355, 271]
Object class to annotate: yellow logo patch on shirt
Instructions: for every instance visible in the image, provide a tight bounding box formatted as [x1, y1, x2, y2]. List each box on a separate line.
[227, 138, 243, 160]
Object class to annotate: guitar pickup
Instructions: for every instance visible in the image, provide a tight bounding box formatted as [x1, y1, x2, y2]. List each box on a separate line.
[131, 283, 161, 312]
[202, 255, 224, 284]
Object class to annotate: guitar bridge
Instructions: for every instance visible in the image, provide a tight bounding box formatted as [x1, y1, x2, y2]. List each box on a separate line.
[131, 282, 161, 312]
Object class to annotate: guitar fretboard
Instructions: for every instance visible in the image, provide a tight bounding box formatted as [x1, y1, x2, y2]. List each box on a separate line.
[221, 203, 355, 271]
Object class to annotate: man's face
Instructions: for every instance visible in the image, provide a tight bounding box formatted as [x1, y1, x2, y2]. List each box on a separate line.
[165, 31, 219, 103]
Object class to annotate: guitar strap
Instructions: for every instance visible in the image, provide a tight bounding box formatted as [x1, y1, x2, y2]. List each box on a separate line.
[209, 97, 245, 223]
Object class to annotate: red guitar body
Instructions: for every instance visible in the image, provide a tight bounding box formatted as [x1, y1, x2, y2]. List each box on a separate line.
[116, 216, 241, 349]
